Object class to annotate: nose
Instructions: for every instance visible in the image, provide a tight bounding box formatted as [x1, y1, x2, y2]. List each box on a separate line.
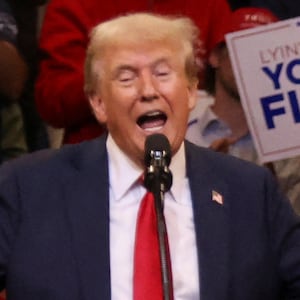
[140, 71, 159, 102]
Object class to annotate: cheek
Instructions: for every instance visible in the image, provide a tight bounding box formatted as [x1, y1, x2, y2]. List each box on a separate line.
[112, 84, 139, 103]
[157, 79, 185, 99]
[104, 88, 137, 123]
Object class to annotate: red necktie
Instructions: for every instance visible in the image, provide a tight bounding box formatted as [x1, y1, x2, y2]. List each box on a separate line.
[133, 191, 174, 300]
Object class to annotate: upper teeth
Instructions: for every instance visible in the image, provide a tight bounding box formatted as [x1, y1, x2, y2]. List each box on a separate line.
[146, 111, 160, 116]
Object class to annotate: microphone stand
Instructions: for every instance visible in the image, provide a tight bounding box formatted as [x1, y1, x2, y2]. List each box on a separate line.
[151, 169, 173, 300]
[144, 134, 173, 300]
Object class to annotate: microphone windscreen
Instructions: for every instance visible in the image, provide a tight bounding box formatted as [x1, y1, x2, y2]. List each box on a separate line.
[144, 134, 171, 167]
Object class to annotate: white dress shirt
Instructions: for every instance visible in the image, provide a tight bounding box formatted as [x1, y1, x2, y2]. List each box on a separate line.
[107, 134, 200, 299]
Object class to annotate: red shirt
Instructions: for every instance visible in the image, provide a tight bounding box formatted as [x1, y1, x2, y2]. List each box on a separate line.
[35, 0, 231, 144]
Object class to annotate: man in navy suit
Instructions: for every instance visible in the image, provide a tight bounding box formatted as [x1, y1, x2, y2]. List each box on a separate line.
[0, 12, 300, 300]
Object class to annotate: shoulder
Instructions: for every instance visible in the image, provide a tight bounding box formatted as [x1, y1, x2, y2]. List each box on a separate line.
[185, 140, 271, 182]
[0, 136, 107, 180]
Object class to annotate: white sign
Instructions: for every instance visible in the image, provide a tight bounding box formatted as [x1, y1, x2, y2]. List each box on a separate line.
[226, 17, 300, 162]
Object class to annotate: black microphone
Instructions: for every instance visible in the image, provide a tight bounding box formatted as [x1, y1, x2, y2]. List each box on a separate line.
[144, 134, 173, 299]
[144, 134, 173, 193]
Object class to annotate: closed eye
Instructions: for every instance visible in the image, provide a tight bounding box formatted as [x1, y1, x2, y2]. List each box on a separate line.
[117, 69, 136, 85]
[157, 71, 170, 77]
[154, 62, 172, 79]
[119, 71, 135, 81]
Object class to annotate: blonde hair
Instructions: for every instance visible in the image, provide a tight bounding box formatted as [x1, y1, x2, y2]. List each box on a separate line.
[84, 12, 201, 95]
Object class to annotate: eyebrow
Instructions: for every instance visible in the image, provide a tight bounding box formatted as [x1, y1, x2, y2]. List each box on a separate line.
[152, 57, 171, 68]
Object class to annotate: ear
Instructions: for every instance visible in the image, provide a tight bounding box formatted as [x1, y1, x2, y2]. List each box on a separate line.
[88, 94, 108, 123]
[208, 48, 220, 68]
[187, 81, 198, 111]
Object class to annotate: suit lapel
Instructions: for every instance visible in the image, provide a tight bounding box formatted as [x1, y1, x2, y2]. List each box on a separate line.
[186, 141, 230, 300]
[65, 138, 111, 300]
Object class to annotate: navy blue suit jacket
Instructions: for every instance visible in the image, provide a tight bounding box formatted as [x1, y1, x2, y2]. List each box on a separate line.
[0, 136, 300, 299]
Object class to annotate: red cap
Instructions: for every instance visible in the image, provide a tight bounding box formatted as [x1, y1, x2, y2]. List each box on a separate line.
[215, 7, 279, 47]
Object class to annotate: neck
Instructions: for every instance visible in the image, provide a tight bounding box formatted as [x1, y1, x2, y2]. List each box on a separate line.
[211, 85, 249, 140]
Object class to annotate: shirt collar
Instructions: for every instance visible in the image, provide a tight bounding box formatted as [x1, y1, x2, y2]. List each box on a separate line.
[107, 134, 187, 204]
[107, 135, 142, 202]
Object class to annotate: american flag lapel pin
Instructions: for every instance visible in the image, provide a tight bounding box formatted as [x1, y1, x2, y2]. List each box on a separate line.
[212, 190, 223, 205]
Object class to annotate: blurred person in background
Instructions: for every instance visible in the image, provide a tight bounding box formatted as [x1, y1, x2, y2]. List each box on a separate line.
[35, 0, 232, 145]
[8, 0, 49, 152]
[0, 0, 30, 296]
[186, 7, 300, 214]
[0, 3, 48, 297]
[228, 0, 300, 20]
[0, 0, 28, 164]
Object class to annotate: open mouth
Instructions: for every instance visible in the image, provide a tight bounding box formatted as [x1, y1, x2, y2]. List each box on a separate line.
[137, 111, 167, 132]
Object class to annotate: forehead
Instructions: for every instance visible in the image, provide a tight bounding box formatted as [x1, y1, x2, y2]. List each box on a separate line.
[98, 40, 185, 72]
